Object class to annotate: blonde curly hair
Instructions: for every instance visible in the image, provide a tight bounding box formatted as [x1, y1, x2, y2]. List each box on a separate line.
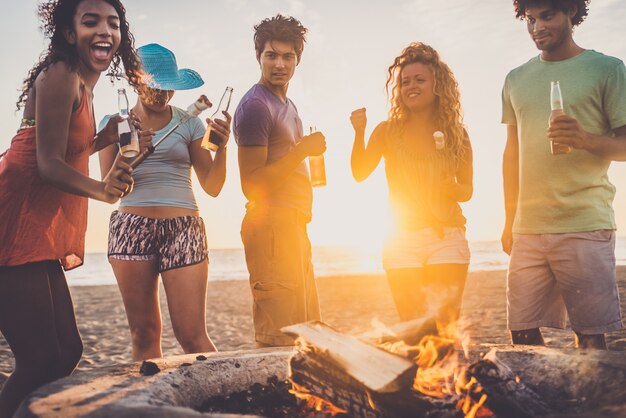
[386, 42, 467, 165]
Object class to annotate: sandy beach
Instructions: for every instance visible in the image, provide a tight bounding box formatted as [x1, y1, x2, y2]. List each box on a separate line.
[1, 267, 626, 390]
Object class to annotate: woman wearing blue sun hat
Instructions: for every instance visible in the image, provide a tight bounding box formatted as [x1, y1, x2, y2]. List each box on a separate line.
[98, 43, 231, 360]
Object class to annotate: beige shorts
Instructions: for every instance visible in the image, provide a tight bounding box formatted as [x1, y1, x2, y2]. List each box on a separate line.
[507, 230, 623, 334]
[383, 227, 470, 270]
[240, 206, 321, 346]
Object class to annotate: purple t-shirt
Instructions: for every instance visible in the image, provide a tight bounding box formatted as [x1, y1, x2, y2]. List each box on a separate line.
[234, 84, 312, 218]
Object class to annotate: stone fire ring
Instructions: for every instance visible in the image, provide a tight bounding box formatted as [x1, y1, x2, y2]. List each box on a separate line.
[15, 348, 293, 418]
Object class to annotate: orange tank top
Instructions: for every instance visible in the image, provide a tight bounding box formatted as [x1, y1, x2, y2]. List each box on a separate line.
[0, 87, 94, 270]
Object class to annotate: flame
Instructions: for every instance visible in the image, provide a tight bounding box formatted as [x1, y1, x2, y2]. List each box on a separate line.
[290, 320, 494, 418]
[415, 323, 494, 418]
[289, 381, 347, 416]
[414, 336, 461, 397]
[380, 320, 494, 418]
[294, 336, 315, 354]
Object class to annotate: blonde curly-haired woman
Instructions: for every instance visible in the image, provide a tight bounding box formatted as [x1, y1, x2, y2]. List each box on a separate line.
[350, 42, 473, 328]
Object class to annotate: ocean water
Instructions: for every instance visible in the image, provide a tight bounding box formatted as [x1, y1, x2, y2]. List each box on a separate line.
[66, 238, 626, 287]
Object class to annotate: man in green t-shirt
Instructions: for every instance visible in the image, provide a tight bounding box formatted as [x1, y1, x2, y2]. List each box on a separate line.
[501, 0, 626, 349]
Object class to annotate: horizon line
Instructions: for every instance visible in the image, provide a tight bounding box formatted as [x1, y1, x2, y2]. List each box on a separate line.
[82, 235, 626, 254]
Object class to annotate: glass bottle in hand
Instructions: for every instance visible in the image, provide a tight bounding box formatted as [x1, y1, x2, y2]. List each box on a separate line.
[117, 88, 139, 158]
[549, 81, 571, 155]
[308, 127, 326, 187]
[201, 87, 233, 151]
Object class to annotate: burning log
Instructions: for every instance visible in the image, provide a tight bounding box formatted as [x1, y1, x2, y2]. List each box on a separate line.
[283, 322, 466, 418]
[283, 321, 626, 418]
[288, 343, 465, 418]
[289, 350, 381, 418]
[470, 346, 626, 417]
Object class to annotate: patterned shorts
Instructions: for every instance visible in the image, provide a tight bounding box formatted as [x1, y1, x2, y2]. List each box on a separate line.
[108, 211, 208, 272]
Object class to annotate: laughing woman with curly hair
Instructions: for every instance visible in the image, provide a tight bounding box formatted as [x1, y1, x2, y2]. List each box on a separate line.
[350, 42, 473, 327]
[0, 0, 143, 416]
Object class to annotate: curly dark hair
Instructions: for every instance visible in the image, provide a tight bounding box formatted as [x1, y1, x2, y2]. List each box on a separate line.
[513, 0, 590, 26]
[253, 14, 307, 62]
[16, 0, 141, 110]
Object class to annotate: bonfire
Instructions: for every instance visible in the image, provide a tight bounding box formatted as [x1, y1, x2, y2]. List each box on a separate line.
[283, 319, 626, 418]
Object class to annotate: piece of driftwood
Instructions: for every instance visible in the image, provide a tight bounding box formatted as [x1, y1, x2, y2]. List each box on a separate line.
[282, 322, 417, 393]
[471, 345, 626, 417]
[468, 357, 551, 418]
[546, 405, 626, 418]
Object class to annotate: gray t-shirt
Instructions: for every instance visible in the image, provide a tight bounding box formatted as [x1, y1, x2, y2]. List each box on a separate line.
[99, 106, 205, 210]
[233, 84, 312, 219]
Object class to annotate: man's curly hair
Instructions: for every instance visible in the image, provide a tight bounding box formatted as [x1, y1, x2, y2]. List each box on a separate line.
[514, 0, 590, 26]
[253, 14, 307, 62]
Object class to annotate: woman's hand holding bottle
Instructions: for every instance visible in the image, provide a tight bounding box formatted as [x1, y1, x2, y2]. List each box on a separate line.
[96, 112, 152, 150]
[98, 114, 124, 145]
[205, 110, 232, 150]
[101, 159, 134, 203]
[137, 126, 155, 153]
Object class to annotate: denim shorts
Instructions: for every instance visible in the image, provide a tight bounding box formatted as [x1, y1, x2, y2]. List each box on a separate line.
[507, 230, 622, 334]
[108, 211, 208, 273]
[383, 227, 470, 270]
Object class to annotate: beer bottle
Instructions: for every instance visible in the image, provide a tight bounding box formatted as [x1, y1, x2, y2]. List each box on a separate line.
[549, 81, 571, 155]
[308, 127, 326, 187]
[201, 87, 233, 151]
[117, 88, 140, 158]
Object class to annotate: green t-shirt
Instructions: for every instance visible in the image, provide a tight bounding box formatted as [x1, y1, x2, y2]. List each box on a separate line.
[502, 50, 626, 234]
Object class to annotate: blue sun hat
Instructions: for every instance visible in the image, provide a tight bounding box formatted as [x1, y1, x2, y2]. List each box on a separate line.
[137, 43, 204, 91]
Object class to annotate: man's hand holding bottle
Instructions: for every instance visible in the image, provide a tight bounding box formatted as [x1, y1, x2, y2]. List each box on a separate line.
[297, 130, 326, 158]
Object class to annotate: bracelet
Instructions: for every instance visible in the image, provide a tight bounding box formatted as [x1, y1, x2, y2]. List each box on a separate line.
[18, 118, 36, 132]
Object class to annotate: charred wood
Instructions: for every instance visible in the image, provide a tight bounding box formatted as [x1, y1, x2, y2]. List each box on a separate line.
[289, 351, 463, 418]
[472, 346, 626, 417]
[289, 351, 381, 418]
[467, 358, 551, 418]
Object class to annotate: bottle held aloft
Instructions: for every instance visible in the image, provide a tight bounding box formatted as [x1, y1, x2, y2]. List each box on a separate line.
[187, 95, 211, 117]
[308, 126, 326, 187]
[117, 88, 140, 158]
[549, 81, 572, 155]
[433, 131, 445, 150]
[201, 87, 233, 151]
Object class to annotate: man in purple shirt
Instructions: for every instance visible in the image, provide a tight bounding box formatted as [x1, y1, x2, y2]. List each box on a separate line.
[234, 14, 326, 347]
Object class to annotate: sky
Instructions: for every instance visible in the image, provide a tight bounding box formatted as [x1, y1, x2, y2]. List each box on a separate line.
[2, 0, 626, 252]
